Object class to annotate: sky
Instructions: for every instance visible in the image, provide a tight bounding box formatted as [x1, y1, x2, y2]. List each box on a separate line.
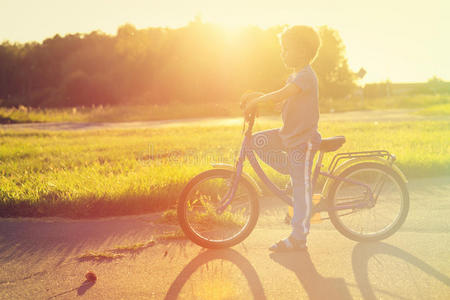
[1, 0, 449, 83]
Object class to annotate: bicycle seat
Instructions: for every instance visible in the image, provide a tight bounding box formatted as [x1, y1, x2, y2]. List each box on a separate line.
[320, 136, 346, 152]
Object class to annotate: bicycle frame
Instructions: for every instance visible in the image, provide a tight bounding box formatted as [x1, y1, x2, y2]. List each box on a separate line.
[217, 113, 385, 214]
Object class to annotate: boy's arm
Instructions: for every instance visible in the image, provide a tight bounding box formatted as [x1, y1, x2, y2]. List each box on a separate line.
[245, 83, 301, 113]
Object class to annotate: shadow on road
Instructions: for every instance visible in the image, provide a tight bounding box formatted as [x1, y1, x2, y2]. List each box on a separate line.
[352, 242, 450, 300]
[270, 251, 352, 299]
[0, 216, 169, 269]
[47, 280, 95, 299]
[165, 249, 266, 300]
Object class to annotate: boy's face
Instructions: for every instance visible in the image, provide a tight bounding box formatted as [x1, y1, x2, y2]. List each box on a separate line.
[281, 44, 308, 69]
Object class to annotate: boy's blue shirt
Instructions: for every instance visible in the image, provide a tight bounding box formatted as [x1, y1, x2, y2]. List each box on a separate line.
[279, 64, 322, 149]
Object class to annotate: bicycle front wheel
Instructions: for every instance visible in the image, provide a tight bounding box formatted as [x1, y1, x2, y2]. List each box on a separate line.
[177, 169, 259, 248]
[328, 162, 409, 242]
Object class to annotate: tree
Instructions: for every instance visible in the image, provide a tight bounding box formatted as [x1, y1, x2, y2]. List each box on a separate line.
[0, 22, 358, 107]
[313, 26, 356, 99]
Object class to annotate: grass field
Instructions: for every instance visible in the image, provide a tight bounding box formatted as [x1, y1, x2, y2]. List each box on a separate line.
[1, 117, 449, 218]
[0, 102, 237, 124]
[1, 94, 448, 124]
[416, 102, 450, 116]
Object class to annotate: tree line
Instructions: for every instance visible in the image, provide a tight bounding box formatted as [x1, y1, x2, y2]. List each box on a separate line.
[0, 20, 357, 107]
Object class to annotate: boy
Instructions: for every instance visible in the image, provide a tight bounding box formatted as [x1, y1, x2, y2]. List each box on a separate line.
[242, 25, 321, 251]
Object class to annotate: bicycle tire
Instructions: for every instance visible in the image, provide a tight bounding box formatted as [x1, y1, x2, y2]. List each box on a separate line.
[327, 162, 409, 242]
[177, 169, 259, 248]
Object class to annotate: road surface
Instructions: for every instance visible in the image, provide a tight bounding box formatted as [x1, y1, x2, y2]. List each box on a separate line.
[1, 176, 449, 299]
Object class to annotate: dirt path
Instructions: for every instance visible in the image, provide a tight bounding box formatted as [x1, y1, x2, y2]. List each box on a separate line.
[1, 109, 447, 131]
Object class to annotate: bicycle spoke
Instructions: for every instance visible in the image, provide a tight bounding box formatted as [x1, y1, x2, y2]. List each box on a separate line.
[331, 166, 406, 239]
[184, 174, 254, 243]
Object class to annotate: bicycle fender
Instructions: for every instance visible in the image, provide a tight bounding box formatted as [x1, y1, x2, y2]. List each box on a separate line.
[321, 157, 408, 197]
[211, 163, 263, 196]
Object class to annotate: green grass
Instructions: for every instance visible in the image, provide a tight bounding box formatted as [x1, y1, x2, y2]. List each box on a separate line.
[77, 240, 156, 261]
[155, 229, 186, 241]
[416, 103, 450, 116]
[109, 240, 156, 253]
[187, 200, 247, 228]
[353, 94, 449, 111]
[0, 103, 238, 124]
[158, 209, 179, 225]
[77, 251, 124, 262]
[0, 118, 449, 218]
[1, 94, 448, 123]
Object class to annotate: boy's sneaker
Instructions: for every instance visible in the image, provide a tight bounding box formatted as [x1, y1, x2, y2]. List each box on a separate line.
[269, 236, 307, 252]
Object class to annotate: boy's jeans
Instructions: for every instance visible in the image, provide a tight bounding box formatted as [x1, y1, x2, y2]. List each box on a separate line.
[250, 128, 319, 241]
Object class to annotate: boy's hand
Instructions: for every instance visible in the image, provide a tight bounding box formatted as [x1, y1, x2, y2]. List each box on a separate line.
[240, 91, 264, 111]
[244, 98, 259, 115]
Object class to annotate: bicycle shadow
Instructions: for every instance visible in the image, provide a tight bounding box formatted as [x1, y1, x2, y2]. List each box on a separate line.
[164, 249, 266, 300]
[270, 251, 352, 300]
[352, 242, 450, 300]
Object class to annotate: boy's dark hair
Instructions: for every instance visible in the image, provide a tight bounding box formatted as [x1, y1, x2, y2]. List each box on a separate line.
[279, 26, 321, 64]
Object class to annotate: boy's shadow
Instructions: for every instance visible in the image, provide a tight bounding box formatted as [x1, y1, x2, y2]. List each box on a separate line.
[270, 251, 352, 300]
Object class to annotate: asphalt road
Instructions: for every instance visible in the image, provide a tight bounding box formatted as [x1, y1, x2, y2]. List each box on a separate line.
[1, 176, 449, 299]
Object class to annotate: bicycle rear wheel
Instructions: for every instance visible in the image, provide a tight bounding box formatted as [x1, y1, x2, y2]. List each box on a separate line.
[328, 162, 409, 242]
[178, 169, 259, 248]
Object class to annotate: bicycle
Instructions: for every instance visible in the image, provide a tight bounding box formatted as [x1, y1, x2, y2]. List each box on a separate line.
[177, 111, 409, 249]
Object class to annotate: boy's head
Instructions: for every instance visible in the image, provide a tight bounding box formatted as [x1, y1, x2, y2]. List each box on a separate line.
[279, 26, 321, 69]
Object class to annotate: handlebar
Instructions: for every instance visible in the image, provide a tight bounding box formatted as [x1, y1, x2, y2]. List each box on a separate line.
[243, 110, 256, 137]
[240, 91, 262, 129]
[240, 91, 260, 137]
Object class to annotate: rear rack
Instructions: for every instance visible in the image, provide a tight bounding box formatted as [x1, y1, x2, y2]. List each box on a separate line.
[328, 150, 396, 174]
